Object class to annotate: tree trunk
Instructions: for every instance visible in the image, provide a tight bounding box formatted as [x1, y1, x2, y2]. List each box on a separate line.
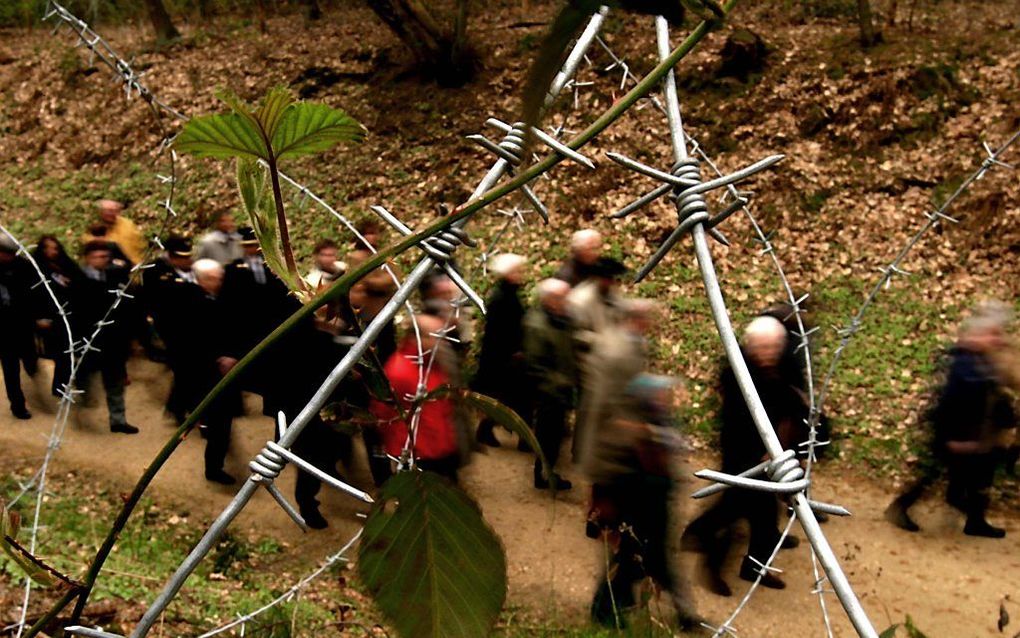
[363, 0, 475, 86]
[304, 0, 323, 21]
[856, 0, 882, 47]
[142, 0, 180, 44]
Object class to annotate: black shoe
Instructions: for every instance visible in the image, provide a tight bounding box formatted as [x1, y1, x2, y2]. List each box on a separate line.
[302, 508, 329, 530]
[535, 473, 572, 491]
[702, 568, 732, 597]
[964, 519, 1006, 539]
[884, 501, 920, 532]
[780, 535, 800, 550]
[205, 470, 237, 485]
[476, 426, 501, 448]
[12, 407, 31, 420]
[739, 558, 786, 589]
[110, 423, 139, 434]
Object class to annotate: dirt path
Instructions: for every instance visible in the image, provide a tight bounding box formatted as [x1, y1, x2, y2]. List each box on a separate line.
[2, 359, 1018, 636]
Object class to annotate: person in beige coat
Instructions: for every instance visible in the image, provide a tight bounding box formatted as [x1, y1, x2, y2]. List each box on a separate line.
[574, 299, 656, 475]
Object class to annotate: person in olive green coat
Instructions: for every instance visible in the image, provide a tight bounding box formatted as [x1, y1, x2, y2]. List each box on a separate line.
[524, 278, 578, 490]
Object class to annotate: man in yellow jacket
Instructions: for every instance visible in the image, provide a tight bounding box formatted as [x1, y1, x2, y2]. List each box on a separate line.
[83, 200, 145, 265]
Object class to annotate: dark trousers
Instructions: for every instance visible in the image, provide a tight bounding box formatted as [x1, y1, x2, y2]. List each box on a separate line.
[418, 455, 460, 483]
[533, 399, 568, 480]
[82, 356, 128, 428]
[293, 417, 353, 513]
[2, 346, 36, 412]
[591, 479, 676, 624]
[202, 384, 239, 475]
[362, 425, 393, 487]
[946, 453, 996, 523]
[684, 489, 780, 570]
[893, 453, 944, 510]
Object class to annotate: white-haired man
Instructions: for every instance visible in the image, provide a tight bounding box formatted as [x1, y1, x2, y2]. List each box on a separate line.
[682, 315, 807, 595]
[555, 228, 602, 287]
[88, 199, 144, 265]
[885, 302, 1015, 538]
[473, 254, 530, 447]
[182, 258, 241, 485]
[523, 278, 578, 490]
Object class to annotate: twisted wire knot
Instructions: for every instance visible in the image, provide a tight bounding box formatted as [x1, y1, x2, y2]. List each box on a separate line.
[420, 227, 476, 263]
[249, 441, 287, 483]
[498, 122, 529, 166]
[765, 449, 806, 485]
[670, 158, 710, 226]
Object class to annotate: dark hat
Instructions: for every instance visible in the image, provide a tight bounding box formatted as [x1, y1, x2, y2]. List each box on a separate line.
[164, 234, 192, 257]
[592, 256, 626, 278]
[238, 226, 259, 245]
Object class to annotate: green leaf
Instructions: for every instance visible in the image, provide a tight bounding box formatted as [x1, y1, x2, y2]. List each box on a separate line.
[359, 472, 507, 638]
[879, 625, 899, 638]
[235, 159, 303, 294]
[175, 112, 268, 160]
[420, 386, 547, 475]
[460, 390, 548, 476]
[1, 499, 78, 590]
[236, 156, 269, 215]
[272, 102, 365, 160]
[255, 86, 295, 143]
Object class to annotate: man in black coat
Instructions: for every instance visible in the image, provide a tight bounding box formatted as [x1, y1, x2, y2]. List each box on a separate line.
[472, 254, 529, 447]
[524, 278, 578, 491]
[79, 240, 138, 434]
[0, 236, 41, 420]
[221, 229, 353, 528]
[885, 309, 1013, 538]
[143, 234, 197, 424]
[682, 315, 807, 595]
[186, 259, 243, 484]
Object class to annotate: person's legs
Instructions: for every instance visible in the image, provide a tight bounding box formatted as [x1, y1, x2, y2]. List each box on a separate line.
[740, 493, 785, 589]
[293, 417, 346, 529]
[885, 459, 941, 531]
[954, 453, 1005, 538]
[533, 399, 569, 488]
[101, 358, 135, 433]
[682, 493, 740, 597]
[203, 388, 236, 484]
[1, 348, 29, 417]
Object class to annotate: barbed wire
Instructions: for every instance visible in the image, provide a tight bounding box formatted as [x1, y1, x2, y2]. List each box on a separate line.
[5, 4, 194, 634]
[604, 17, 876, 637]
[810, 127, 1020, 432]
[49, 5, 606, 635]
[192, 529, 363, 638]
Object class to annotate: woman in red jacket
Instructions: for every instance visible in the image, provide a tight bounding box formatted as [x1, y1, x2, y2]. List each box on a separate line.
[370, 314, 465, 481]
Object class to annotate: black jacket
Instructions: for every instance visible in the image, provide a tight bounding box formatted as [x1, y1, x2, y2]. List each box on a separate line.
[78, 264, 134, 364]
[932, 347, 1016, 450]
[718, 354, 808, 474]
[473, 280, 526, 395]
[0, 256, 42, 355]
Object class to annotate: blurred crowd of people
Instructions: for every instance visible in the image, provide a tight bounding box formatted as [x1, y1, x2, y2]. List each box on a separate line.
[1, 200, 1017, 630]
